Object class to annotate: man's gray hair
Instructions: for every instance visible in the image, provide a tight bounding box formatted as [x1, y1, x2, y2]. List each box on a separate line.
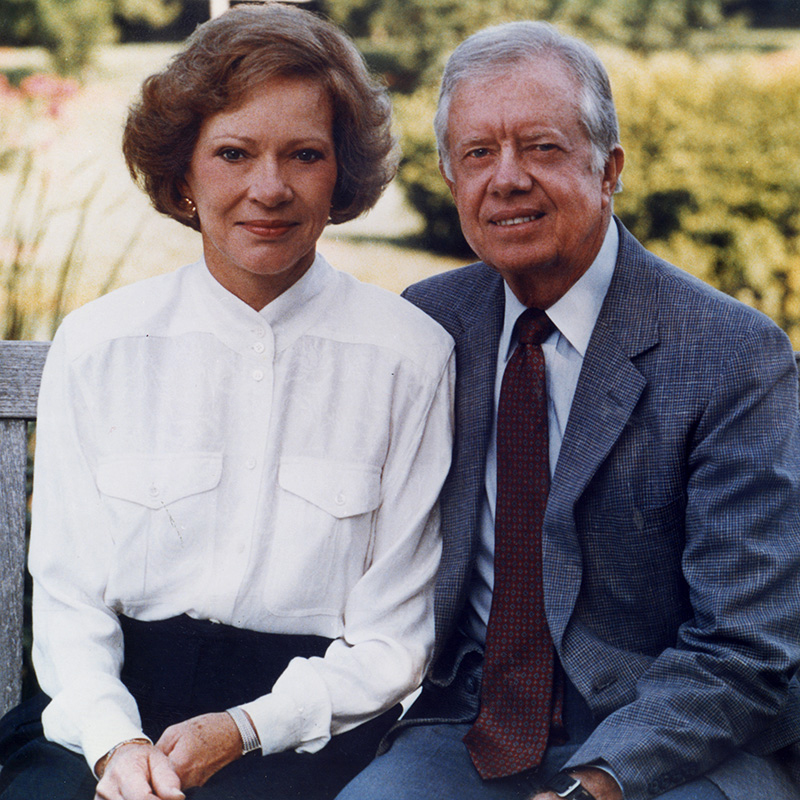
[435, 20, 621, 185]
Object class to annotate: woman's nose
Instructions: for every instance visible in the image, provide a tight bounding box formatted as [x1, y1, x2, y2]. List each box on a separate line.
[248, 158, 293, 206]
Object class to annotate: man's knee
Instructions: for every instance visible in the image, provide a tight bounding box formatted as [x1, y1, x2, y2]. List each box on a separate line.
[335, 740, 420, 800]
[336, 723, 470, 800]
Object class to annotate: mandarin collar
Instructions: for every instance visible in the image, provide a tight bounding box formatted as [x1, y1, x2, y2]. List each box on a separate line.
[193, 252, 338, 353]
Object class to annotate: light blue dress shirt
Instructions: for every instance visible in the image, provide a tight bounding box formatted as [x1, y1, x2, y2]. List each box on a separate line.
[463, 222, 619, 644]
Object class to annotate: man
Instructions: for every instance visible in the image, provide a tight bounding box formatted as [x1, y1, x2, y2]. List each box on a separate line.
[336, 20, 800, 800]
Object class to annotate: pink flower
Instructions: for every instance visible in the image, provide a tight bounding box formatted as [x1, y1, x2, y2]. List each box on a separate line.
[19, 73, 80, 117]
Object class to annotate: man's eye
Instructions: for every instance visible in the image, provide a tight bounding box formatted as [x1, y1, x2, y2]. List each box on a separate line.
[466, 148, 490, 159]
[534, 143, 556, 151]
[296, 149, 323, 163]
[218, 148, 245, 161]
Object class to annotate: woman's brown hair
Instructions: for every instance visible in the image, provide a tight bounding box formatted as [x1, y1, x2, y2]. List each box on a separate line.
[123, 3, 397, 230]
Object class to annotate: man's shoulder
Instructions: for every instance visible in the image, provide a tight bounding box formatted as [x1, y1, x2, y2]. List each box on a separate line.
[615, 223, 783, 343]
[403, 261, 503, 336]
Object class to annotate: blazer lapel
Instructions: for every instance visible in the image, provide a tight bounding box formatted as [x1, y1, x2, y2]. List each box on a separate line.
[545, 222, 661, 641]
[434, 267, 504, 652]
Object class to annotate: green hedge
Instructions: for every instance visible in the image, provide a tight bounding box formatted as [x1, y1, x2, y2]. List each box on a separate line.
[394, 48, 800, 343]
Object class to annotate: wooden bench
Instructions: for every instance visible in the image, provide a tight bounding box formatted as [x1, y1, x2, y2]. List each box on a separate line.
[0, 340, 49, 719]
[2, 340, 800, 725]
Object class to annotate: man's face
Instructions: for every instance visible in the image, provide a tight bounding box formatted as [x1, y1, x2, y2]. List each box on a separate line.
[442, 56, 623, 306]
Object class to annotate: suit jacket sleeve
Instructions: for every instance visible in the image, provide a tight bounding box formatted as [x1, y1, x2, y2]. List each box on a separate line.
[565, 321, 800, 798]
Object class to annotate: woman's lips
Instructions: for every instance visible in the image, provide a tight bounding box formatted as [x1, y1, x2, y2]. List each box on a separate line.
[239, 219, 297, 237]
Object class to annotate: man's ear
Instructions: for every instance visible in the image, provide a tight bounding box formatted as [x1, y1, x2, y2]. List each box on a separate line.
[601, 146, 625, 204]
[439, 159, 457, 201]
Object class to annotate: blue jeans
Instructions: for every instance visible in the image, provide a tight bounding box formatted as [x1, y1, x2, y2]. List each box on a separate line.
[335, 651, 727, 800]
[335, 722, 727, 800]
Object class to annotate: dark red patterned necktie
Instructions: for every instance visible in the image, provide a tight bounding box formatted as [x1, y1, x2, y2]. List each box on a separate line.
[464, 307, 562, 780]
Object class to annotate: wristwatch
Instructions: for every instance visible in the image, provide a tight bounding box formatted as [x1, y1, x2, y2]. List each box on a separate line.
[544, 771, 597, 799]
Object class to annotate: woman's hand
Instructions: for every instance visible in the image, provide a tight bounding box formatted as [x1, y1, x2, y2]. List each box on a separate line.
[156, 711, 244, 789]
[94, 741, 185, 800]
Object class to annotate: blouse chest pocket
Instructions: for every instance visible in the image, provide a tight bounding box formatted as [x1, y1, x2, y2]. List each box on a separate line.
[96, 453, 223, 598]
[278, 458, 381, 518]
[265, 457, 382, 617]
[97, 452, 223, 508]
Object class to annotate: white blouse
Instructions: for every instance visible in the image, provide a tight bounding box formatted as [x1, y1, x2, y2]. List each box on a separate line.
[29, 255, 455, 770]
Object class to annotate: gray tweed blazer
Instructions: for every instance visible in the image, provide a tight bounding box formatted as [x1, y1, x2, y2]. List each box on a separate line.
[401, 219, 800, 800]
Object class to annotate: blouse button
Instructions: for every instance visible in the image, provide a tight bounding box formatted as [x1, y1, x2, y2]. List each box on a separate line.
[252, 342, 265, 354]
[252, 369, 264, 382]
[245, 458, 257, 470]
[149, 485, 159, 497]
[335, 492, 346, 506]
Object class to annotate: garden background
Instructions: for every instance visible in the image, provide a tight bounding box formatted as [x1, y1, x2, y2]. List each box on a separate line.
[2, 0, 800, 343]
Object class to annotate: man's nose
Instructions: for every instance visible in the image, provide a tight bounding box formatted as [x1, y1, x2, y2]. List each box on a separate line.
[489, 150, 534, 195]
[249, 158, 293, 206]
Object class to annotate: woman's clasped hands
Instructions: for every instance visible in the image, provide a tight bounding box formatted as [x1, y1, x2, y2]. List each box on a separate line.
[94, 712, 243, 800]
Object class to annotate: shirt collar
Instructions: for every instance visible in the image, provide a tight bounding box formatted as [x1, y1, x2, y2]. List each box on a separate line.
[191, 252, 338, 354]
[500, 220, 619, 362]
[257, 252, 331, 327]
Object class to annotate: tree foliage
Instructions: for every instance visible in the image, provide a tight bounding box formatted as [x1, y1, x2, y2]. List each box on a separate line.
[0, 0, 177, 74]
[336, 0, 800, 339]
[323, 0, 550, 91]
[322, 0, 747, 92]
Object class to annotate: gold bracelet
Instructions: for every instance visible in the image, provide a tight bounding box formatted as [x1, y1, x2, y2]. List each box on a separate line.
[94, 737, 152, 778]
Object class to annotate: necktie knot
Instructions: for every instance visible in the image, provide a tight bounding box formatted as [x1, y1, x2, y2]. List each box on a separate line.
[517, 308, 554, 346]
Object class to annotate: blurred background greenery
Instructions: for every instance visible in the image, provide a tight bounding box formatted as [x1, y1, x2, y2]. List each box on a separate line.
[2, 0, 800, 344]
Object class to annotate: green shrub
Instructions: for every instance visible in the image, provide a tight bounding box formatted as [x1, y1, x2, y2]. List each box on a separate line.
[394, 87, 470, 254]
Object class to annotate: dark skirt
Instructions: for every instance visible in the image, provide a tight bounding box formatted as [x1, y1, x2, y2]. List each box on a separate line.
[0, 615, 399, 799]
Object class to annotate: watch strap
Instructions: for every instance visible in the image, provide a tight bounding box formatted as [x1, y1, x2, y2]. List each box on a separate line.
[544, 771, 597, 799]
[226, 706, 261, 755]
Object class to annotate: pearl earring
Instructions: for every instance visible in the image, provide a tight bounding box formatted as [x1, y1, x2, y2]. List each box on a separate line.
[182, 197, 197, 217]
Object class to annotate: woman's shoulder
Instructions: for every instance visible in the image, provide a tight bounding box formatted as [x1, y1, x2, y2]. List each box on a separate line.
[325, 270, 455, 374]
[54, 263, 197, 359]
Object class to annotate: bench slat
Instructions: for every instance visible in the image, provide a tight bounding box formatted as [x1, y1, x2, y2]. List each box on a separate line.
[0, 420, 28, 717]
[0, 341, 50, 419]
[0, 341, 49, 718]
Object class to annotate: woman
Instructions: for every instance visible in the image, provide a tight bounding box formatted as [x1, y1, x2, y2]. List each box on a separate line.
[0, 5, 453, 799]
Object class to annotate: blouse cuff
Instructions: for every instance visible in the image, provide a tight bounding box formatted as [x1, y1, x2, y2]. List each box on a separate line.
[42, 687, 148, 774]
[240, 656, 332, 755]
[83, 722, 150, 776]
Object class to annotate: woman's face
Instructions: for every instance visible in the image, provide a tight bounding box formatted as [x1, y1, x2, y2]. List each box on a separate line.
[182, 75, 338, 309]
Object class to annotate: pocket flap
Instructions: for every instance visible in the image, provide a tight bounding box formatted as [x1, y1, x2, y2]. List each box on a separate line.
[278, 458, 381, 518]
[97, 453, 223, 509]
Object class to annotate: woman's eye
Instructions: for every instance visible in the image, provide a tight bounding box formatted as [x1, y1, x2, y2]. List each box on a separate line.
[218, 148, 245, 162]
[295, 149, 323, 163]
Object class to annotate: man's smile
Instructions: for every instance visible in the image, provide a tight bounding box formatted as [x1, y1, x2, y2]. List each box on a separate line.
[490, 213, 545, 227]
